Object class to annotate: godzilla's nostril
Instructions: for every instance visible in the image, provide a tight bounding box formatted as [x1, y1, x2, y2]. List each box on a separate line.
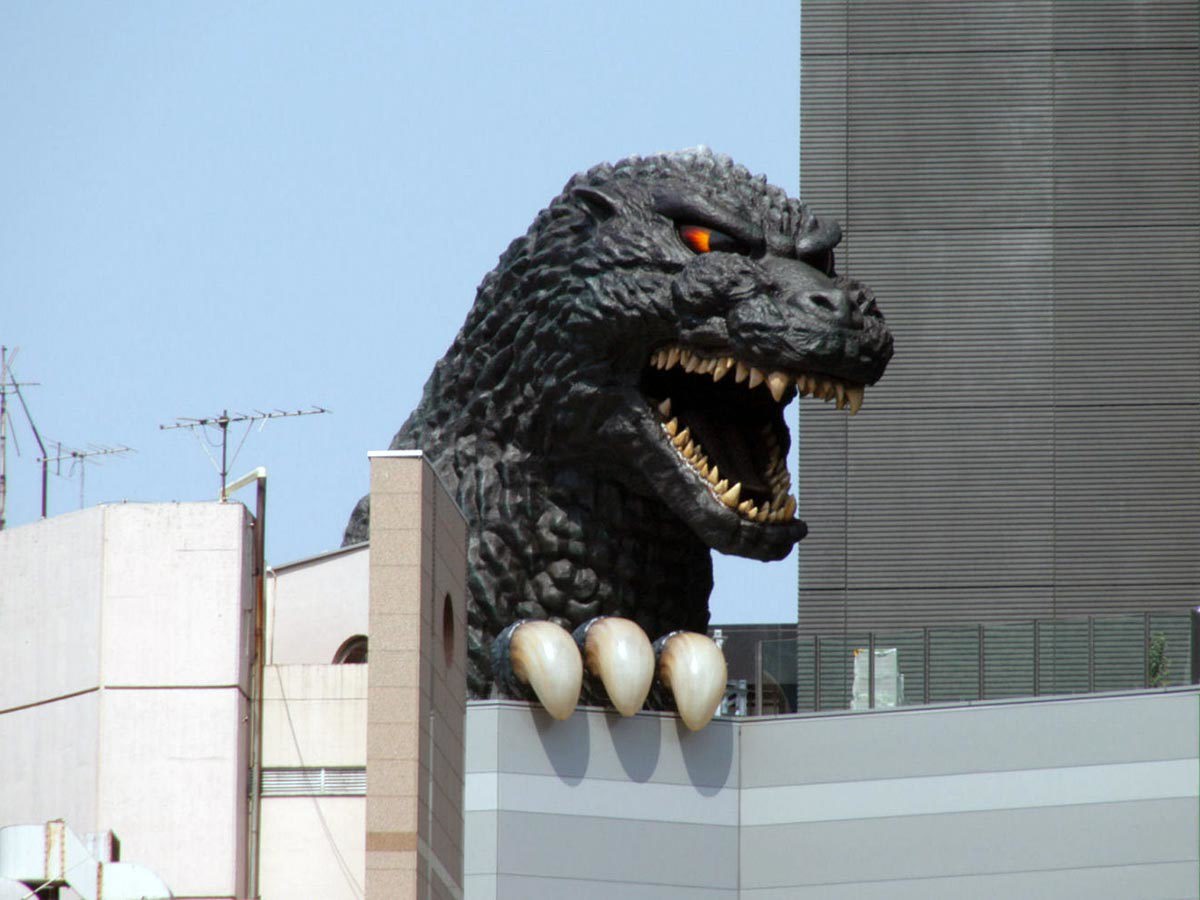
[802, 290, 859, 325]
[852, 288, 881, 318]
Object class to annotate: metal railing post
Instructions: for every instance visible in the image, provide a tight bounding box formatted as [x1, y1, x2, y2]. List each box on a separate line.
[1190, 608, 1200, 685]
[923, 627, 931, 705]
[1087, 616, 1096, 694]
[868, 631, 876, 710]
[755, 640, 764, 716]
[1033, 619, 1041, 696]
[978, 623, 986, 701]
[1145, 611, 1152, 688]
[813, 635, 822, 711]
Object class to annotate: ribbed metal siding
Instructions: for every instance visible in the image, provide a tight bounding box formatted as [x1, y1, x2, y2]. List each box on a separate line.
[260, 767, 366, 797]
[798, 1, 1200, 639]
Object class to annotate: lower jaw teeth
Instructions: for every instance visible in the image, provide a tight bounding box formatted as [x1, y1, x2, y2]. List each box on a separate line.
[658, 417, 796, 523]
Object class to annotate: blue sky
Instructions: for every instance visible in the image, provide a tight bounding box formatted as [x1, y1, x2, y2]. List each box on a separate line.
[0, 2, 802, 623]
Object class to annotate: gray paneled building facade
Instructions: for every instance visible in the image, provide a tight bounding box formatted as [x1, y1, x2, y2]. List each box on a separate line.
[797, 2, 1200, 643]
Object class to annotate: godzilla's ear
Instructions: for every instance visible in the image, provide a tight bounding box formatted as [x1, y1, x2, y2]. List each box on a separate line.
[572, 186, 619, 223]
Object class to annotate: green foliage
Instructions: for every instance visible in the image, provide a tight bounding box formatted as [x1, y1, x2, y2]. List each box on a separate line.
[1148, 632, 1171, 687]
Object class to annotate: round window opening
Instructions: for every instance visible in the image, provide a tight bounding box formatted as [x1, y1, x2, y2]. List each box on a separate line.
[442, 594, 455, 666]
[333, 634, 368, 664]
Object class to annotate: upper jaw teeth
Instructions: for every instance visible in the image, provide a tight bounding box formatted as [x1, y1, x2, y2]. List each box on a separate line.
[648, 344, 866, 413]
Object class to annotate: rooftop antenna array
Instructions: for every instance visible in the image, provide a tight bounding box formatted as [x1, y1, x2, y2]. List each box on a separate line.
[39, 442, 135, 510]
[159, 406, 330, 499]
[2, 346, 135, 525]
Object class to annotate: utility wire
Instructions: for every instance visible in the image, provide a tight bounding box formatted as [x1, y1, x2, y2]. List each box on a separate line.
[274, 667, 365, 899]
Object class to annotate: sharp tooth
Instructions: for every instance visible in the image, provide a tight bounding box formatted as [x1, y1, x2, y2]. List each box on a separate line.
[672, 427, 691, 448]
[702, 357, 717, 373]
[683, 440, 696, 458]
[667, 346, 682, 369]
[707, 465, 721, 485]
[755, 506, 770, 522]
[847, 385, 864, 415]
[720, 482, 741, 507]
[582, 617, 655, 717]
[783, 495, 797, 518]
[665, 417, 679, 437]
[509, 621, 583, 721]
[835, 382, 846, 408]
[738, 499, 753, 514]
[685, 356, 700, 373]
[767, 371, 789, 403]
[735, 361, 749, 383]
[658, 398, 672, 417]
[715, 478, 729, 493]
[657, 631, 727, 731]
[698, 459, 710, 477]
[712, 358, 731, 381]
[749, 367, 765, 389]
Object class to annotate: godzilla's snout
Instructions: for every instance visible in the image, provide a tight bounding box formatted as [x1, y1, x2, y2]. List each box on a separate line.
[731, 256, 893, 387]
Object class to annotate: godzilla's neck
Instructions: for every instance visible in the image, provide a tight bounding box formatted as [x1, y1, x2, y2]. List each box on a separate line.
[546, 464, 714, 634]
[451, 444, 714, 640]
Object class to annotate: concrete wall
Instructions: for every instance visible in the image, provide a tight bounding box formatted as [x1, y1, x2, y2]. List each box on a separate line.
[464, 689, 1200, 899]
[465, 704, 740, 899]
[268, 543, 368, 665]
[366, 451, 469, 900]
[0, 502, 254, 898]
[259, 664, 368, 899]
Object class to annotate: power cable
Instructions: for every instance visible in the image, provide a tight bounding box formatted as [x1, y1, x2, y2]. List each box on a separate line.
[274, 667, 365, 899]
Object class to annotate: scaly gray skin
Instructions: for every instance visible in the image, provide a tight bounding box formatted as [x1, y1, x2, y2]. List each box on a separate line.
[344, 149, 893, 698]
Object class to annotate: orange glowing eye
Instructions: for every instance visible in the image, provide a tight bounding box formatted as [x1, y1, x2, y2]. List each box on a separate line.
[678, 224, 748, 255]
[679, 225, 712, 253]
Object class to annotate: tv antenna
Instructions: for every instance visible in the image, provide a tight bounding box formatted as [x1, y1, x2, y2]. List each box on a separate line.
[159, 406, 330, 499]
[1, 346, 43, 528]
[40, 442, 136, 510]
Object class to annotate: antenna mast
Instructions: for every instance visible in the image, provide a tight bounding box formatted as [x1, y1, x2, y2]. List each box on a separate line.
[159, 406, 329, 499]
[0, 347, 42, 528]
[39, 443, 136, 510]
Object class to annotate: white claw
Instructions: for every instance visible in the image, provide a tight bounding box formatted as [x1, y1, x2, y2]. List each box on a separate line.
[583, 617, 655, 717]
[658, 632, 728, 731]
[510, 621, 583, 720]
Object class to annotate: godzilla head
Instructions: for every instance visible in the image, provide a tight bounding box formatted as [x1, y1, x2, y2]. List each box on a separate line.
[459, 148, 893, 564]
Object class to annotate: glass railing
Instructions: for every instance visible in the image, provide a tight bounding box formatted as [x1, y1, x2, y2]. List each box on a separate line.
[752, 611, 1196, 715]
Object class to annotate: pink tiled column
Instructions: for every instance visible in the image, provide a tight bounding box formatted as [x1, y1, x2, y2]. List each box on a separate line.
[365, 452, 468, 900]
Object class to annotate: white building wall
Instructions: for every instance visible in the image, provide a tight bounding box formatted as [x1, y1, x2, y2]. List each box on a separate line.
[267, 544, 368, 665]
[0, 502, 254, 898]
[0, 507, 104, 711]
[259, 664, 367, 899]
[260, 797, 365, 899]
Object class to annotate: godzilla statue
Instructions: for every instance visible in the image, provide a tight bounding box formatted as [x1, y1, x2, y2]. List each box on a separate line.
[345, 149, 892, 728]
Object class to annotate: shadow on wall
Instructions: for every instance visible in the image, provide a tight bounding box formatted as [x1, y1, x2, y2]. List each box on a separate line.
[531, 707, 734, 796]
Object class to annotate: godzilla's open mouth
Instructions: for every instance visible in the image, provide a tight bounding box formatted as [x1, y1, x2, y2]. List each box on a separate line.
[639, 344, 865, 524]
